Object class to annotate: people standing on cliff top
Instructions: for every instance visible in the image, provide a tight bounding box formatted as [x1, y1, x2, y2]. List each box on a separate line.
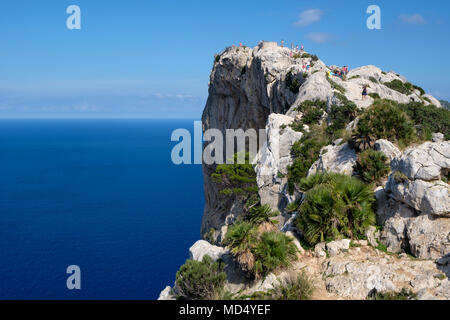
[296, 45, 299, 52]
[301, 44, 304, 51]
[281, 40, 284, 47]
[362, 85, 368, 100]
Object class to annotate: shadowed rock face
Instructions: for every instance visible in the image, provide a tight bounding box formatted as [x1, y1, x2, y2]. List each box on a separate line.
[201, 42, 310, 238]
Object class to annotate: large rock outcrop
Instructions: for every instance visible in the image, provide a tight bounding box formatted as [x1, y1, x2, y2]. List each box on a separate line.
[379, 141, 450, 259]
[255, 113, 303, 214]
[161, 42, 448, 301]
[201, 42, 320, 238]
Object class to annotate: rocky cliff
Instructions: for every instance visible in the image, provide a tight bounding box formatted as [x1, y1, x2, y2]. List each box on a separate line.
[161, 42, 449, 300]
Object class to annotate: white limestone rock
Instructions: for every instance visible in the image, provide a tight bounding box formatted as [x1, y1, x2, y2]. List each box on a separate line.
[308, 142, 357, 176]
[189, 240, 227, 262]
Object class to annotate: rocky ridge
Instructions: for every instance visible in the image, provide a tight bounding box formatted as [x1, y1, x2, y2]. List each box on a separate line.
[161, 42, 449, 300]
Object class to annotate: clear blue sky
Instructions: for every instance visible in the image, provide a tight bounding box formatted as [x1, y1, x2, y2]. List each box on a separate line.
[0, 0, 449, 118]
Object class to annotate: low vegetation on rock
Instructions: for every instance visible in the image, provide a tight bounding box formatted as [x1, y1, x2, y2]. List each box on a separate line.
[287, 124, 330, 193]
[175, 255, 227, 300]
[351, 99, 416, 150]
[224, 204, 298, 279]
[354, 149, 390, 184]
[368, 288, 417, 300]
[326, 102, 359, 139]
[291, 173, 376, 246]
[211, 152, 259, 208]
[383, 79, 414, 95]
[398, 101, 450, 141]
[326, 77, 346, 94]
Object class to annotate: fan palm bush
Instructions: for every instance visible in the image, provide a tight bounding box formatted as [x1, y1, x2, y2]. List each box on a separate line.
[248, 204, 278, 225]
[354, 149, 390, 184]
[253, 232, 298, 278]
[294, 173, 375, 245]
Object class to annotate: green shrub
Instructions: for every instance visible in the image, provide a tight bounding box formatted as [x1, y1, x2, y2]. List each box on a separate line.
[176, 255, 227, 300]
[286, 72, 301, 94]
[393, 170, 409, 183]
[249, 204, 278, 224]
[211, 152, 258, 197]
[214, 54, 220, 63]
[293, 53, 301, 59]
[270, 272, 315, 300]
[327, 77, 346, 94]
[294, 173, 376, 245]
[399, 101, 450, 141]
[348, 75, 360, 80]
[368, 288, 417, 300]
[253, 232, 298, 278]
[369, 76, 378, 83]
[352, 99, 416, 150]
[384, 79, 414, 95]
[287, 125, 330, 193]
[291, 100, 327, 131]
[300, 53, 318, 61]
[413, 85, 425, 96]
[423, 96, 431, 103]
[354, 150, 390, 184]
[368, 92, 380, 100]
[223, 221, 258, 256]
[326, 102, 358, 138]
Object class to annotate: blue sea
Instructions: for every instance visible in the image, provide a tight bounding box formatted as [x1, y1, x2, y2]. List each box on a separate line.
[0, 119, 204, 299]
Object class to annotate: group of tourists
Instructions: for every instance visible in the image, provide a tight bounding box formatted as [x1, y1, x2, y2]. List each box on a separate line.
[327, 65, 349, 79]
[280, 40, 304, 53]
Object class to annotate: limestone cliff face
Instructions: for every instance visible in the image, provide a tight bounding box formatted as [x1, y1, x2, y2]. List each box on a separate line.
[160, 42, 449, 300]
[201, 42, 310, 238]
[200, 41, 443, 240]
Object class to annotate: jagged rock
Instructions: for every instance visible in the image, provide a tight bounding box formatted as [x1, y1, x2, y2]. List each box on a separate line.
[158, 286, 175, 300]
[326, 239, 351, 257]
[406, 215, 450, 260]
[285, 231, 306, 255]
[339, 65, 423, 109]
[189, 240, 227, 262]
[386, 178, 449, 217]
[423, 94, 442, 108]
[255, 114, 303, 212]
[378, 198, 416, 252]
[377, 141, 450, 258]
[201, 43, 324, 238]
[390, 141, 450, 182]
[365, 226, 380, 247]
[323, 247, 446, 299]
[286, 70, 333, 117]
[374, 139, 401, 161]
[432, 132, 445, 143]
[314, 242, 327, 258]
[308, 142, 357, 176]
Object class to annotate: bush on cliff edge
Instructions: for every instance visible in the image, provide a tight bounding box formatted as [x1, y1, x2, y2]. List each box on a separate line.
[292, 173, 376, 246]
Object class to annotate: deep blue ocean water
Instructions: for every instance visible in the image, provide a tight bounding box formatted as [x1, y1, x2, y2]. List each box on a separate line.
[0, 119, 204, 299]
